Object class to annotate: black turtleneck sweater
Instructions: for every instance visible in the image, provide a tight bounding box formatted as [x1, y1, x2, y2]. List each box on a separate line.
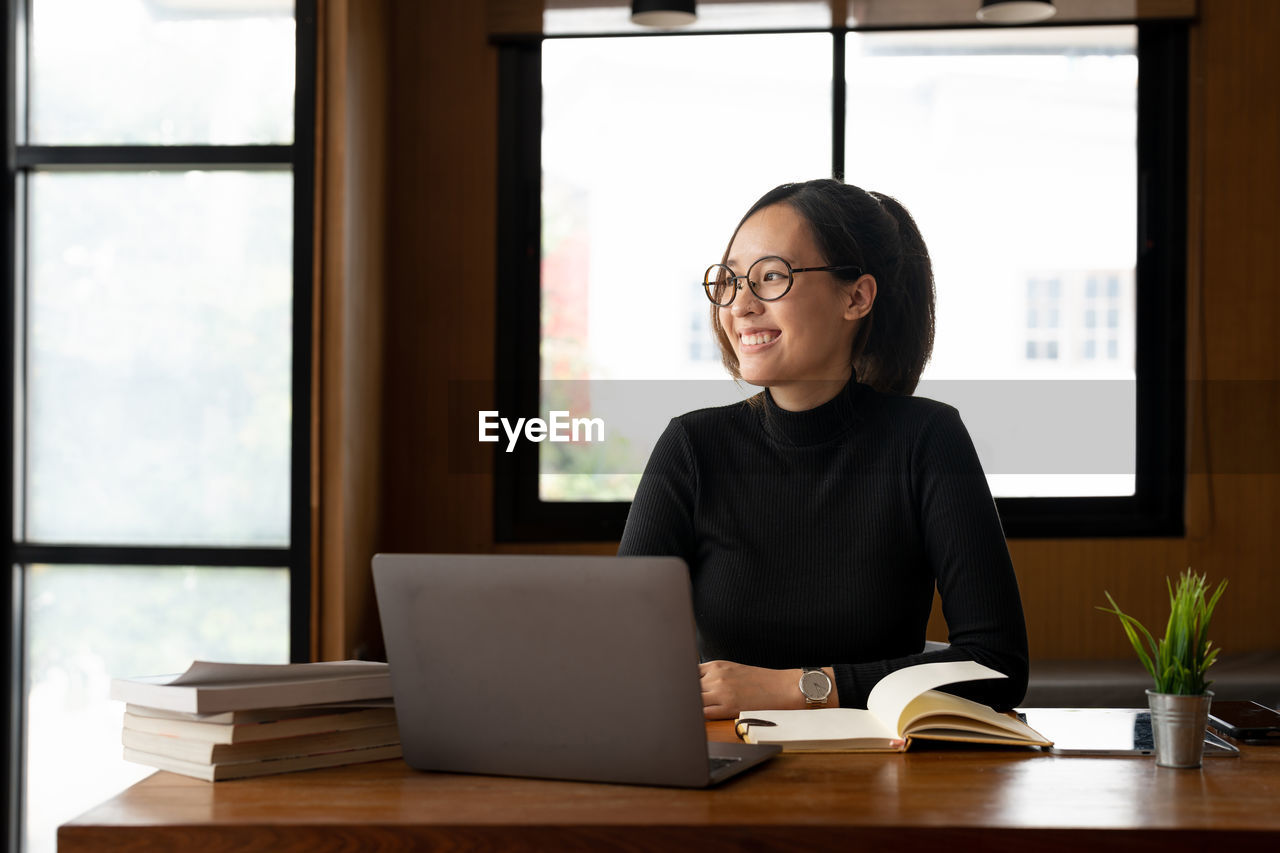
[617, 379, 1028, 711]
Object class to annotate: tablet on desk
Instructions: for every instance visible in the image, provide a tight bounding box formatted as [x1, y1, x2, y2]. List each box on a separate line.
[1018, 708, 1239, 756]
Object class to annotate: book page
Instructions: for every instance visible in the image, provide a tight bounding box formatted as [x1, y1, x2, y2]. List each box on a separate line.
[898, 691, 1049, 744]
[736, 708, 898, 748]
[111, 661, 393, 714]
[865, 660, 1007, 736]
[165, 660, 389, 687]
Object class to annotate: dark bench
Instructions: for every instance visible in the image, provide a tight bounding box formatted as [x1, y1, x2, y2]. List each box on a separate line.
[1023, 649, 1280, 709]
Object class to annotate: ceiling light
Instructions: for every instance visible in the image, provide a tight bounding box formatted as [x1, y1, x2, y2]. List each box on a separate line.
[977, 0, 1056, 24]
[632, 0, 697, 28]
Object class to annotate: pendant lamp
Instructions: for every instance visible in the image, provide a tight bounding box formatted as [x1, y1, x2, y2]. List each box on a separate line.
[977, 0, 1056, 24]
[632, 0, 697, 27]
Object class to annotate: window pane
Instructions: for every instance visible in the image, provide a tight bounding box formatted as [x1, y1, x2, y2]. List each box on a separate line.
[845, 27, 1137, 498]
[27, 171, 292, 545]
[29, 0, 295, 144]
[540, 33, 831, 500]
[23, 564, 289, 853]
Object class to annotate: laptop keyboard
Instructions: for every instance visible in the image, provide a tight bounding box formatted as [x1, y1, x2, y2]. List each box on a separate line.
[708, 756, 743, 774]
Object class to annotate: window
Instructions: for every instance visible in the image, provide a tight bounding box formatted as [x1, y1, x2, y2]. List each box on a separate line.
[3, 2, 315, 851]
[495, 19, 1186, 540]
[1025, 276, 1065, 363]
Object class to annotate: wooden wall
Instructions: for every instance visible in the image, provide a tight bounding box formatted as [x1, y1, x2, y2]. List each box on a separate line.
[317, 0, 1280, 661]
[313, 0, 390, 662]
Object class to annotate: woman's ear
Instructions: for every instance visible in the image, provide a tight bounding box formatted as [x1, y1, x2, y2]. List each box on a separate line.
[844, 274, 877, 321]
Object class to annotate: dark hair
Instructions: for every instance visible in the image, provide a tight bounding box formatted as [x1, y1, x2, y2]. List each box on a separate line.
[711, 179, 936, 395]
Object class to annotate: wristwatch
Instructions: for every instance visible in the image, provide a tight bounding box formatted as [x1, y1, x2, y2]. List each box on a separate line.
[799, 667, 832, 705]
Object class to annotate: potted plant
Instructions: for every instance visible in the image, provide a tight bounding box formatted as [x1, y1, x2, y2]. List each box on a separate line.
[1098, 570, 1228, 768]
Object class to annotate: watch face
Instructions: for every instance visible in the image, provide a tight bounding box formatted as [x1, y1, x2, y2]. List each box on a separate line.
[800, 670, 831, 700]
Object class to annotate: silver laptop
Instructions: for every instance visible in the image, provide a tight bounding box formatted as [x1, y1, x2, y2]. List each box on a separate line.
[372, 553, 780, 787]
[1018, 708, 1239, 756]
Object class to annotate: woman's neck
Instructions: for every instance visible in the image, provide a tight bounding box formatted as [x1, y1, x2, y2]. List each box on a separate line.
[767, 374, 852, 412]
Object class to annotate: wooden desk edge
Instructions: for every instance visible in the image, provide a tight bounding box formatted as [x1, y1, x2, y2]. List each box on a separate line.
[56, 721, 1280, 853]
[58, 822, 1280, 853]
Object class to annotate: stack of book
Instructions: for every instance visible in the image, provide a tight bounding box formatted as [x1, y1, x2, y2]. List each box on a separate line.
[111, 660, 401, 781]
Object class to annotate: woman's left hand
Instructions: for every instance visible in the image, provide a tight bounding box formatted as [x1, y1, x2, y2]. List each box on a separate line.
[699, 660, 825, 719]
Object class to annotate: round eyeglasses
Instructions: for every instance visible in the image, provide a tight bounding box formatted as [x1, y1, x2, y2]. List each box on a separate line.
[702, 256, 864, 307]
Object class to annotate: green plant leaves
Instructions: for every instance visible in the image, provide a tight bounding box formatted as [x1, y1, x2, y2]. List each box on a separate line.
[1096, 570, 1227, 695]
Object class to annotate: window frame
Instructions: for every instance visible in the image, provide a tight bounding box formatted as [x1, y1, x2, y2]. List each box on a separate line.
[495, 21, 1186, 543]
[1, 1, 317, 848]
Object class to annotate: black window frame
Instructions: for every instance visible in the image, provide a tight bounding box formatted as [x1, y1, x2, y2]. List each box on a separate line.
[495, 21, 1186, 543]
[2, 1, 316, 849]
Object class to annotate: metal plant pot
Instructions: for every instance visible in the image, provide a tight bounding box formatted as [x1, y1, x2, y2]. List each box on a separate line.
[1146, 690, 1214, 768]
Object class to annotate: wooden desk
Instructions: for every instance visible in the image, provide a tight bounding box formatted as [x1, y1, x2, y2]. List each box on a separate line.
[60, 721, 1280, 852]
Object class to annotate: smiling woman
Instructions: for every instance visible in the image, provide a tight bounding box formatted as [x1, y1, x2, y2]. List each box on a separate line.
[709, 212, 868, 411]
[710, 182, 935, 408]
[618, 179, 1028, 719]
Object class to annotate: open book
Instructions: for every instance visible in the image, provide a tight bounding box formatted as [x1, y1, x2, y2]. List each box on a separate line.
[735, 660, 1051, 752]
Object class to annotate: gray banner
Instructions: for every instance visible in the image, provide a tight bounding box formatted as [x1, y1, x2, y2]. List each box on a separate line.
[446, 379, 1277, 483]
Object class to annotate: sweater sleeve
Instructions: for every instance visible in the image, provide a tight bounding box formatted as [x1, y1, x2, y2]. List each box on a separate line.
[617, 418, 698, 562]
[832, 405, 1029, 711]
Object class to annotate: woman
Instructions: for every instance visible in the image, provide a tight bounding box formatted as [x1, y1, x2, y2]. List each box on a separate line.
[618, 179, 1028, 719]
